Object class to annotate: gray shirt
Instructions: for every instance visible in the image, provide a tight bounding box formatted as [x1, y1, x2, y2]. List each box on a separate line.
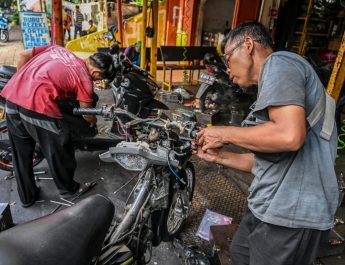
[246, 51, 339, 230]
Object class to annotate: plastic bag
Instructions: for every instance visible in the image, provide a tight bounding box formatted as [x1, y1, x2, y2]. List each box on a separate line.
[196, 209, 232, 241]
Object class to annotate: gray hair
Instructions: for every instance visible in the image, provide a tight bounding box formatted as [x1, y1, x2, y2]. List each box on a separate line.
[221, 21, 274, 53]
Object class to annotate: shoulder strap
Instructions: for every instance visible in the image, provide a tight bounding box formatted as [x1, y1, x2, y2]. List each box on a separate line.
[307, 90, 336, 140]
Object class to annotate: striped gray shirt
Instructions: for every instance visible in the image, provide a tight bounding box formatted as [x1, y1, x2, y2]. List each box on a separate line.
[74, 11, 83, 27]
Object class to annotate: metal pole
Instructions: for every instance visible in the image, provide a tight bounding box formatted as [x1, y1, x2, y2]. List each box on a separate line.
[52, 0, 63, 46]
[103, 0, 108, 30]
[140, 0, 148, 69]
[117, 0, 123, 46]
[177, 0, 185, 46]
[150, 0, 158, 78]
[327, 32, 345, 102]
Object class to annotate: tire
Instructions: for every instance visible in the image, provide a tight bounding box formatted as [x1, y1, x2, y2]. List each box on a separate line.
[0, 30, 9, 43]
[162, 161, 195, 241]
[0, 129, 43, 172]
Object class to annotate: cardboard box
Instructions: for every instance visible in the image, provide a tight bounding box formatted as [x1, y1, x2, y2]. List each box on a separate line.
[0, 203, 13, 232]
[328, 40, 341, 51]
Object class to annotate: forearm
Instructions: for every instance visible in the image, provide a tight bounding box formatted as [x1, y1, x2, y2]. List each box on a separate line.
[215, 150, 255, 173]
[217, 122, 304, 152]
[200, 105, 306, 153]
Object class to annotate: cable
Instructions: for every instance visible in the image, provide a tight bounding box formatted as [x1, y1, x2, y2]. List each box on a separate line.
[168, 164, 186, 185]
[167, 150, 186, 185]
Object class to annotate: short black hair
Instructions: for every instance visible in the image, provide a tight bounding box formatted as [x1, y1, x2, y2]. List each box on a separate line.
[76, 5, 80, 9]
[89, 53, 114, 79]
[221, 21, 274, 53]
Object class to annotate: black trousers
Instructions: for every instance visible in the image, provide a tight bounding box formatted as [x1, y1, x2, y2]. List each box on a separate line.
[74, 26, 82, 39]
[230, 209, 326, 265]
[63, 28, 71, 40]
[6, 102, 78, 205]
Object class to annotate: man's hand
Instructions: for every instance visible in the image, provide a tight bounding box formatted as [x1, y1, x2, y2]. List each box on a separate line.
[197, 126, 229, 151]
[79, 101, 97, 127]
[192, 141, 222, 163]
[84, 115, 97, 127]
[192, 140, 255, 173]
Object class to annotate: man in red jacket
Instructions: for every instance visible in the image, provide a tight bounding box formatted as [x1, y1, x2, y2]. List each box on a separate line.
[1, 45, 114, 207]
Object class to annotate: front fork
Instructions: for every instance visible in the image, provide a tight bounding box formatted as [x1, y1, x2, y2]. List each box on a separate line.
[0, 29, 7, 39]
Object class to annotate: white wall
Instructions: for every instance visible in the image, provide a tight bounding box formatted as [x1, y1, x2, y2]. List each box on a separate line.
[202, 0, 235, 33]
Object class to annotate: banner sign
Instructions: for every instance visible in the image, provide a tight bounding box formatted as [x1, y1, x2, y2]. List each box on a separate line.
[20, 12, 50, 49]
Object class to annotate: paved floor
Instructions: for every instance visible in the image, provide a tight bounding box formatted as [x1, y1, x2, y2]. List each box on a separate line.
[1, 25, 345, 265]
[0, 25, 23, 67]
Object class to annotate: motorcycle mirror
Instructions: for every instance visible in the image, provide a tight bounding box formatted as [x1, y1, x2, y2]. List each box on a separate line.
[109, 25, 118, 34]
[103, 32, 114, 41]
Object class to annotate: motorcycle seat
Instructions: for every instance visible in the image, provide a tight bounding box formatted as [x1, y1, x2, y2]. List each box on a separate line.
[0, 65, 16, 77]
[0, 194, 115, 265]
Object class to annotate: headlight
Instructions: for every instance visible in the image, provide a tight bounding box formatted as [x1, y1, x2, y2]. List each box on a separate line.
[114, 153, 148, 171]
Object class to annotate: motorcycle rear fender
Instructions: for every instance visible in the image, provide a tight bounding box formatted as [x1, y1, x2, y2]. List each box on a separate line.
[196, 83, 211, 99]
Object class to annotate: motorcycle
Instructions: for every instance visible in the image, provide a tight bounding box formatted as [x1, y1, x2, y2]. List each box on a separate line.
[0, 41, 167, 172]
[0, 106, 198, 265]
[196, 53, 256, 125]
[0, 13, 9, 43]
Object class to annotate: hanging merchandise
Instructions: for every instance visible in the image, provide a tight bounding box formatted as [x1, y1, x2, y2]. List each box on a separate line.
[313, 0, 339, 18]
[146, 2, 154, 38]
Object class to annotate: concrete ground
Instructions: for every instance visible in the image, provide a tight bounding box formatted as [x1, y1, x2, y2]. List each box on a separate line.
[1, 25, 345, 265]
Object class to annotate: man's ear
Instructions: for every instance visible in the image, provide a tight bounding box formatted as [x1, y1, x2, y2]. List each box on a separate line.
[244, 37, 254, 54]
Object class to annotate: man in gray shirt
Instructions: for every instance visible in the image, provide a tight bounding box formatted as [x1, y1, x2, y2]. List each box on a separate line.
[74, 5, 83, 39]
[194, 21, 339, 265]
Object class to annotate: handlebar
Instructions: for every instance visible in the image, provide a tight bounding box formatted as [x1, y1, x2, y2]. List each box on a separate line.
[73, 106, 199, 140]
[73, 106, 139, 121]
[73, 108, 104, 116]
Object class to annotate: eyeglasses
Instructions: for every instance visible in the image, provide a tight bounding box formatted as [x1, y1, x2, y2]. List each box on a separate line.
[221, 40, 244, 69]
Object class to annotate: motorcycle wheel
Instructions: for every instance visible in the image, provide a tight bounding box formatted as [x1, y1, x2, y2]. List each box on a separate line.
[163, 161, 195, 241]
[0, 30, 9, 43]
[0, 130, 43, 172]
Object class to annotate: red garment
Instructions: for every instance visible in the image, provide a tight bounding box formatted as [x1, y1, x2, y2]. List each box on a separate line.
[1, 45, 93, 119]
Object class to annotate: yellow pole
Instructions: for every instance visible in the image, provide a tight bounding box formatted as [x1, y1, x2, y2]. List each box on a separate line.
[140, 0, 148, 69]
[103, 0, 108, 30]
[117, 0, 123, 46]
[327, 33, 345, 102]
[150, 0, 158, 78]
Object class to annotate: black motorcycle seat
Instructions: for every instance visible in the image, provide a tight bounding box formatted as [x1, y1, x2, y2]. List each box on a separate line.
[0, 65, 16, 77]
[0, 194, 115, 265]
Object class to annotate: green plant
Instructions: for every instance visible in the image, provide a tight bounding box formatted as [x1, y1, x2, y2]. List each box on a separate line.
[11, 11, 18, 25]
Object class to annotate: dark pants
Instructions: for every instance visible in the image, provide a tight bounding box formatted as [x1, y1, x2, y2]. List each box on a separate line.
[6, 102, 78, 205]
[74, 25, 82, 39]
[230, 209, 325, 265]
[64, 28, 71, 41]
